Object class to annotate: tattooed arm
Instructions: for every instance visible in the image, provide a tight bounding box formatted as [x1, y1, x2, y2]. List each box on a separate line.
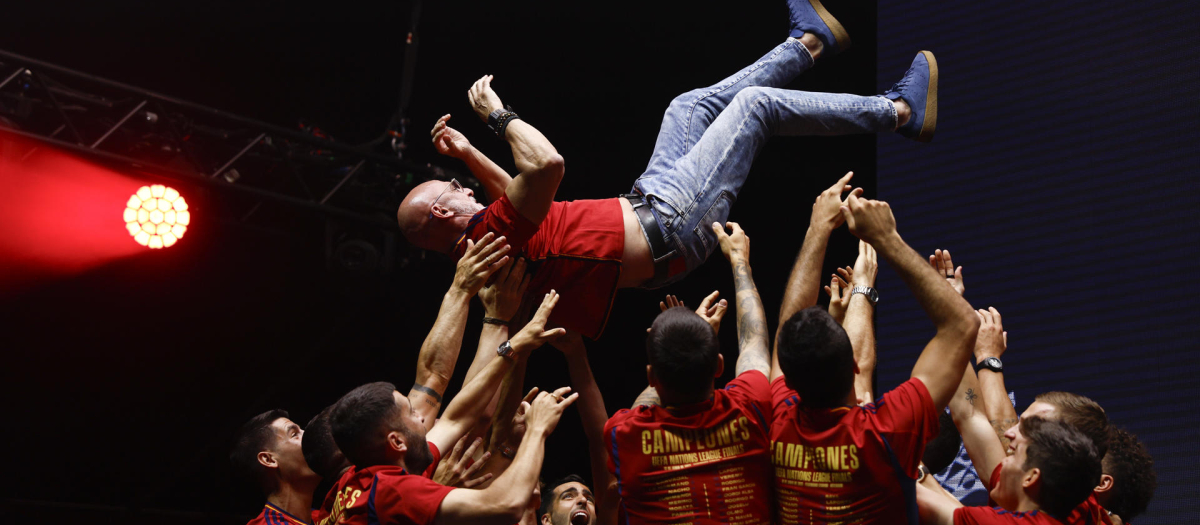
[948, 362, 1007, 490]
[711, 221, 770, 376]
[974, 307, 1017, 449]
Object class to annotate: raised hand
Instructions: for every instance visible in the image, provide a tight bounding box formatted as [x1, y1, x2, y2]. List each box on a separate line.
[454, 232, 510, 296]
[974, 307, 1007, 361]
[811, 171, 864, 233]
[433, 435, 493, 488]
[853, 240, 879, 288]
[431, 114, 473, 159]
[712, 221, 750, 262]
[525, 386, 579, 435]
[658, 291, 729, 335]
[510, 290, 567, 353]
[479, 257, 531, 322]
[839, 194, 898, 245]
[928, 249, 964, 295]
[468, 75, 505, 122]
[824, 267, 853, 324]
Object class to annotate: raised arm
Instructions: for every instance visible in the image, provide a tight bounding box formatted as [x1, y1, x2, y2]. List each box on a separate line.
[427, 291, 566, 454]
[712, 221, 770, 376]
[468, 75, 564, 225]
[947, 361, 1007, 491]
[840, 195, 979, 410]
[553, 332, 620, 525]
[436, 387, 579, 525]
[916, 482, 962, 525]
[431, 114, 513, 201]
[774, 172, 861, 380]
[843, 240, 879, 403]
[410, 233, 511, 430]
[464, 257, 532, 386]
[973, 307, 1017, 448]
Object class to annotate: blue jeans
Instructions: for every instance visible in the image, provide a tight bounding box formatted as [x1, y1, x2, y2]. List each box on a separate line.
[632, 38, 897, 288]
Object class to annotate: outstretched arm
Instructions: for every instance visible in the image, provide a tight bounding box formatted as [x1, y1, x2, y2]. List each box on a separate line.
[712, 221, 770, 376]
[974, 307, 1017, 449]
[947, 362, 1006, 491]
[410, 233, 511, 430]
[431, 114, 513, 201]
[553, 332, 620, 525]
[427, 291, 566, 454]
[774, 172, 861, 380]
[843, 240, 879, 403]
[436, 387, 579, 525]
[468, 75, 564, 225]
[840, 195, 979, 410]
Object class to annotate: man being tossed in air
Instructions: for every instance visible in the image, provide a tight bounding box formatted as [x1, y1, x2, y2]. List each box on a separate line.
[397, 0, 939, 338]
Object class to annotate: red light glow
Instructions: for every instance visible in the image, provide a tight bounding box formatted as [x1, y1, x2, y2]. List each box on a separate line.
[124, 185, 189, 248]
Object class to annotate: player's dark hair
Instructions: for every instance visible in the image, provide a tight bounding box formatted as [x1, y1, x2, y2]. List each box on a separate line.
[330, 381, 402, 468]
[1034, 391, 1109, 458]
[776, 306, 854, 407]
[922, 411, 961, 474]
[538, 474, 591, 522]
[1101, 426, 1156, 522]
[229, 409, 289, 495]
[303, 405, 352, 480]
[646, 307, 720, 401]
[1020, 416, 1102, 519]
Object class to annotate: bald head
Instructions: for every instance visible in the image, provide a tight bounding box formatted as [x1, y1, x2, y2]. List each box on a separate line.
[397, 180, 442, 245]
[398, 179, 485, 253]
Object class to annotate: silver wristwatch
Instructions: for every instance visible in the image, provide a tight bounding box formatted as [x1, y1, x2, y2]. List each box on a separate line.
[851, 286, 879, 305]
[496, 340, 515, 359]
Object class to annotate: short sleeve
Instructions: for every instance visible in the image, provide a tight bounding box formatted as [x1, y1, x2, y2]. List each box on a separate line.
[452, 194, 540, 258]
[872, 377, 938, 476]
[771, 375, 800, 420]
[371, 471, 456, 525]
[723, 370, 771, 431]
[421, 441, 441, 479]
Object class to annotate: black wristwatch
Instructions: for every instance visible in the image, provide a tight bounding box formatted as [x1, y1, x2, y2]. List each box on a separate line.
[851, 286, 879, 305]
[496, 340, 515, 359]
[977, 356, 1003, 373]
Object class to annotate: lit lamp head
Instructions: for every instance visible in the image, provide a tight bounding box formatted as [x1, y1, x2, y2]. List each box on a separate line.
[124, 184, 189, 249]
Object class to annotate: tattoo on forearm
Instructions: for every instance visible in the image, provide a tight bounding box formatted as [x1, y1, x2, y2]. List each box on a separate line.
[965, 388, 978, 406]
[733, 259, 771, 374]
[410, 383, 444, 404]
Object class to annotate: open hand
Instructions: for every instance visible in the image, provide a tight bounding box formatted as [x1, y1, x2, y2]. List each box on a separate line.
[468, 75, 505, 122]
[526, 386, 579, 435]
[712, 221, 750, 262]
[853, 240, 878, 288]
[432, 435, 493, 488]
[974, 307, 1007, 361]
[824, 267, 853, 324]
[454, 232, 510, 296]
[480, 257, 531, 322]
[510, 290, 567, 353]
[928, 249, 964, 295]
[431, 114, 472, 159]
[657, 291, 728, 335]
[811, 171, 864, 233]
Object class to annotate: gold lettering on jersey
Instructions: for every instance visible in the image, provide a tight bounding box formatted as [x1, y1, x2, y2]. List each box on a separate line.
[639, 415, 753, 462]
[322, 486, 363, 525]
[770, 440, 859, 490]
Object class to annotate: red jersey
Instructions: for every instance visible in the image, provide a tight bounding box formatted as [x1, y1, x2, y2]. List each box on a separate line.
[770, 376, 937, 524]
[986, 465, 1112, 525]
[316, 443, 447, 525]
[453, 194, 624, 339]
[246, 502, 318, 525]
[603, 371, 774, 525]
[955, 507, 1064, 525]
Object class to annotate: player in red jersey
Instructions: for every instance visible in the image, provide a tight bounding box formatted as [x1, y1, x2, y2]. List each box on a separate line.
[230, 409, 323, 525]
[326, 291, 576, 525]
[1089, 427, 1156, 525]
[916, 416, 1103, 525]
[397, 0, 939, 340]
[604, 220, 774, 525]
[769, 193, 979, 525]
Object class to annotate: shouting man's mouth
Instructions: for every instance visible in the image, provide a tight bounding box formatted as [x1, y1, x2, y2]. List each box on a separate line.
[570, 510, 590, 525]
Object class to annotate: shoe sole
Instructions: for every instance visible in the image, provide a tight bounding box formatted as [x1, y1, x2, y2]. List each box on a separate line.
[808, 0, 852, 53]
[917, 50, 938, 143]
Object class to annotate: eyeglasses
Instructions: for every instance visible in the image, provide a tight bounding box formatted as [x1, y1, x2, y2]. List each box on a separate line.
[429, 178, 462, 219]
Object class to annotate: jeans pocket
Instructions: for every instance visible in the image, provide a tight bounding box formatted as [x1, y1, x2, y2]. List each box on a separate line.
[644, 192, 682, 231]
[693, 190, 735, 258]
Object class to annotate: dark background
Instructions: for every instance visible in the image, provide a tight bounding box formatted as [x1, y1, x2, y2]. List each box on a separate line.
[0, 1, 875, 522]
[1, 0, 1195, 523]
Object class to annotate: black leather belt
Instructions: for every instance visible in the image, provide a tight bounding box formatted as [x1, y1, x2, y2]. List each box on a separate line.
[623, 193, 672, 285]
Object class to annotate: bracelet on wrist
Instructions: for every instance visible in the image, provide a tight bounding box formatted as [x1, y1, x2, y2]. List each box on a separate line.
[482, 316, 510, 326]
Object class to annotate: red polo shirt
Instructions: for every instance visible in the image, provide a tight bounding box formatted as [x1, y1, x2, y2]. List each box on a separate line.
[453, 194, 624, 339]
[955, 507, 1065, 525]
[315, 442, 445, 525]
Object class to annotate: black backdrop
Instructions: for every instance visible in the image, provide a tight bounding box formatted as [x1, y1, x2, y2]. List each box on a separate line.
[873, 1, 1200, 522]
[1, 1, 877, 522]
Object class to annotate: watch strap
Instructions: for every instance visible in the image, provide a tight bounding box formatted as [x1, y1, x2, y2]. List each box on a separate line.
[977, 356, 1004, 373]
[851, 286, 879, 305]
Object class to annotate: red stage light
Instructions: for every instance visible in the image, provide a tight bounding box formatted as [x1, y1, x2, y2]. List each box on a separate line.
[124, 185, 188, 248]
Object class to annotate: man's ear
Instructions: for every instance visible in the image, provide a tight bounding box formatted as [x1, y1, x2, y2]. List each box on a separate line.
[646, 365, 658, 389]
[430, 203, 453, 219]
[1094, 473, 1114, 494]
[387, 431, 409, 455]
[256, 451, 278, 469]
[1022, 467, 1041, 492]
[540, 512, 553, 525]
[853, 362, 861, 375]
[714, 354, 725, 378]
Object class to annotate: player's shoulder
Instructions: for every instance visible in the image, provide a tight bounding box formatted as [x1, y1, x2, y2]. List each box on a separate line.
[605, 407, 650, 433]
